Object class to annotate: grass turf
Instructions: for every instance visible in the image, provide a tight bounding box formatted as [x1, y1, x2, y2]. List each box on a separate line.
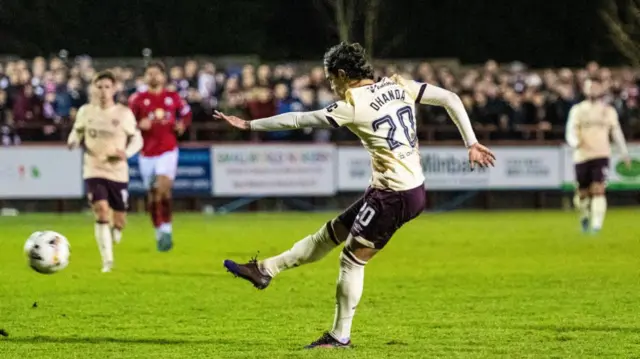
[1, 210, 640, 358]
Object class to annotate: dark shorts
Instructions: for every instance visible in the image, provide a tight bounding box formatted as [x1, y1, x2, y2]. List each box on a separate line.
[575, 158, 609, 189]
[337, 185, 426, 249]
[85, 178, 129, 212]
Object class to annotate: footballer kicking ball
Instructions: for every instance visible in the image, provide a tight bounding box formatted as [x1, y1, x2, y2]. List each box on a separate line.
[24, 231, 71, 274]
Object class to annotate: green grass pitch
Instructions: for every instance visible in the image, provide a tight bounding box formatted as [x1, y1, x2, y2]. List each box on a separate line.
[1, 210, 640, 358]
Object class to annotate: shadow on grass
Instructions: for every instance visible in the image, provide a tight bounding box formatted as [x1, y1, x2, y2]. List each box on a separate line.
[513, 324, 640, 334]
[3, 335, 224, 345]
[424, 322, 640, 334]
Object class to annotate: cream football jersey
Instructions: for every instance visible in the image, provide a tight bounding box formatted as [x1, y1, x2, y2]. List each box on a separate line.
[322, 77, 426, 191]
[72, 103, 138, 182]
[566, 100, 629, 164]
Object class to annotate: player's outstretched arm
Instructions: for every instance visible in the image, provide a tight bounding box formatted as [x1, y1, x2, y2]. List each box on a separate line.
[408, 81, 495, 168]
[414, 83, 477, 147]
[214, 110, 335, 131]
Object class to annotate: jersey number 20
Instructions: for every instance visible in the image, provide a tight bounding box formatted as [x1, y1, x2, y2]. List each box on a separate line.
[372, 106, 417, 149]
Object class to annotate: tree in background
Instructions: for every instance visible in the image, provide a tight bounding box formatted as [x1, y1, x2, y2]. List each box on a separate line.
[601, 0, 640, 66]
[314, 0, 384, 58]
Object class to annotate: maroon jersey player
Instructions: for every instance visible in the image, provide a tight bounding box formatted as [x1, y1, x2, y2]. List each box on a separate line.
[128, 61, 192, 251]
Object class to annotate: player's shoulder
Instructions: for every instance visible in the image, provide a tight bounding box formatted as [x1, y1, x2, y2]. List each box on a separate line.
[605, 103, 619, 118]
[324, 99, 354, 114]
[78, 103, 92, 111]
[115, 103, 135, 113]
[162, 89, 181, 99]
[77, 103, 94, 115]
[571, 100, 588, 110]
[161, 90, 183, 106]
[128, 91, 144, 104]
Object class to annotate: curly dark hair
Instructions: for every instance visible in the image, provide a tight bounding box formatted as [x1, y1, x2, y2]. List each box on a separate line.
[323, 42, 374, 81]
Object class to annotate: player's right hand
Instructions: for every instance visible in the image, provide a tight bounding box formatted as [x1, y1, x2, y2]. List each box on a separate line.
[138, 117, 152, 130]
[214, 111, 250, 130]
[468, 142, 496, 169]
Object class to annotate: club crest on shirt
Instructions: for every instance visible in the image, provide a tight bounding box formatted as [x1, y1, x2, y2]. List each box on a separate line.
[143, 99, 150, 106]
[164, 97, 173, 106]
[154, 108, 166, 120]
[112, 119, 120, 127]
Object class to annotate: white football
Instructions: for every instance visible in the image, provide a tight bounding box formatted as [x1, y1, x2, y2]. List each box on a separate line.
[24, 231, 70, 274]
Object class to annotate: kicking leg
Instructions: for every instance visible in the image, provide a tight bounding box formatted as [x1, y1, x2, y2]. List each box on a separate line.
[223, 194, 362, 289]
[224, 218, 349, 289]
[589, 182, 607, 233]
[261, 219, 348, 276]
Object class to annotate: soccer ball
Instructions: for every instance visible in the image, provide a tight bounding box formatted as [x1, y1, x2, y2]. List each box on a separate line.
[24, 231, 70, 274]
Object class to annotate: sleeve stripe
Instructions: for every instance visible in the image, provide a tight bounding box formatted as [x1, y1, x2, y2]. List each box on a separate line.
[415, 83, 427, 104]
[325, 115, 340, 128]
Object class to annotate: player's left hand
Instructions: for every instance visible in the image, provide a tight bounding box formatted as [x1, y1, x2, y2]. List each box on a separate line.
[624, 156, 632, 169]
[468, 142, 496, 169]
[213, 111, 250, 130]
[107, 150, 127, 163]
[175, 121, 186, 136]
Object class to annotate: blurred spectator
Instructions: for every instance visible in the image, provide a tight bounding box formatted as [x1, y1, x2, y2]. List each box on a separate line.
[246, 87, 276, 142]
[0, 89, 19, 145]
[13, 84, 45, 141]
[256, 65, 271, 88]
[184, 60, 199, 87]
[170, 66, 189, 98]
[1, 55, 638, 143]
[265, 83, 305, 141]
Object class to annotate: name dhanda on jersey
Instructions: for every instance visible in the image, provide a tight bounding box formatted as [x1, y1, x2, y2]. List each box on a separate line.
[369, 89, 407, 111]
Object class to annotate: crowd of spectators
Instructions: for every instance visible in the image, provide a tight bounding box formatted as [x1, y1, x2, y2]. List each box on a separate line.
[1, 55, 639, 145]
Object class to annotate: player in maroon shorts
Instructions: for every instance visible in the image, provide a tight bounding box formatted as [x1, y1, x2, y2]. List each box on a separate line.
[128, 61, 192, 251]
[216, 42, 495, 348]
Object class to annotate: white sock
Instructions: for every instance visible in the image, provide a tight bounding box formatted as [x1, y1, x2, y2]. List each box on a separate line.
[330, 251, 365, 344]
[260, 221, 341, 278]
[159, 222, 172, 234]
[112, 227, 123, 244]
[574, 194, 591, 220]
[95, 222, 114, 265]
[94, 222, 106, 263]
[590, 195, 607, 230]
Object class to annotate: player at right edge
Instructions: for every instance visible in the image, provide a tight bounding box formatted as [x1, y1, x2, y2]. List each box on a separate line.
[566, 78, 631, 234]
[216, 42, 495, 348]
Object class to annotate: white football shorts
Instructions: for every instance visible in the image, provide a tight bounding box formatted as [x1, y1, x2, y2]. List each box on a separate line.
[138, 148, 179, 190]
